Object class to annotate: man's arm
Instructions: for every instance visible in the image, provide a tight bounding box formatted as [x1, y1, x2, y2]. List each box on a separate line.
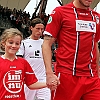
[42, 35, 55, 74]
[96, 42, 100, 78]
[42, 35, 60, 90]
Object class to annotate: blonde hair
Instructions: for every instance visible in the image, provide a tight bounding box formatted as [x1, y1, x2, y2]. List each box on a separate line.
[0, 28, 23, 51]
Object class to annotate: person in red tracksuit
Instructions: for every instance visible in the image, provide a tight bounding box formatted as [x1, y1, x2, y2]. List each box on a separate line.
[42, 0, 100, 100]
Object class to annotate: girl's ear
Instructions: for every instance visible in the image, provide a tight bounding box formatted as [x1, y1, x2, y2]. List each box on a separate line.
[0, 41, 6, 51]
[2, 41, 6, 46]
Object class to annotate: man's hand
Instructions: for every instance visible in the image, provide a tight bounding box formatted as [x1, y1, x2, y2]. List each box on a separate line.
[46, 72, 60, 90]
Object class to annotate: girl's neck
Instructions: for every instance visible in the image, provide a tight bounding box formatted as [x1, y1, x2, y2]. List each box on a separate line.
[3, 54, 16, 61]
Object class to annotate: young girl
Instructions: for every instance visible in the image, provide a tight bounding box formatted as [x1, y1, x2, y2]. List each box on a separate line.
[0, 28, 48, 100]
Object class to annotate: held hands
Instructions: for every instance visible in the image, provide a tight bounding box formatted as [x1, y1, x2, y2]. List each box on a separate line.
[46, 72, 60, 91]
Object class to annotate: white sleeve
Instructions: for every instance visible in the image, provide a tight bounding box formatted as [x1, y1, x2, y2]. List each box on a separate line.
[43, 31, 52, 36]
[16, 41, 25, 56]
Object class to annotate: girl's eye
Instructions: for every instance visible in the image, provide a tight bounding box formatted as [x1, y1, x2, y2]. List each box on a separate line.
[9, 42, 13, 44]
[16, 43, 20, 45]
[9, 41, 20, 45]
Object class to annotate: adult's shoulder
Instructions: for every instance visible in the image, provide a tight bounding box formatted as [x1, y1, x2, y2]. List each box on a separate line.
[17, 57, 27, 63]
[23, 37, 30, 41]
[53, 2, 74, 13]
[21, 37, 31, 44]
[56, 2, 73, 9]
[93, 10, 100, 23]
[92, 9, 100, 16]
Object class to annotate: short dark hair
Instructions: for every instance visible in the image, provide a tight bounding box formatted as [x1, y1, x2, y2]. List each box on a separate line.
[30, 18, 44, 28]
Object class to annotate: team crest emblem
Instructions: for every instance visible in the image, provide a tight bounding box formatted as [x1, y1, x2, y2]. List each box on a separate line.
[47, 16, 52, 24]
[95, 15, 99, 24]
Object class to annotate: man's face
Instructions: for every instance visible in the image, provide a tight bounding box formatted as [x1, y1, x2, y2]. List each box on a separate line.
[30, 23, 44, 40]
[79, 0, 93, 7]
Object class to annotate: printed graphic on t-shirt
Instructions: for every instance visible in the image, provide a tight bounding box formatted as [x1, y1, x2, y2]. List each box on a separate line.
[76, 20, 96, 33]
[30, 50, 42, 58]
[3, 69, 23, 98]
[47, 16, 52, 24]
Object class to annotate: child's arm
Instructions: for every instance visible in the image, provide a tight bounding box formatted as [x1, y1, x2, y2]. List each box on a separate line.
[28, 82, 47, 90]
[28, 81, 58, 90]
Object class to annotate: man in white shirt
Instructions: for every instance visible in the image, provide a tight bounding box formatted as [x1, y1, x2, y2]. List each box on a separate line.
[16, 18, 51, 100]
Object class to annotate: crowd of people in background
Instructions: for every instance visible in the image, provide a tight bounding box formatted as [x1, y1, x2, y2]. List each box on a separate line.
[0, 4, 56, 62]
[0, 4, 50, 38]
[0, 0, 100, 100]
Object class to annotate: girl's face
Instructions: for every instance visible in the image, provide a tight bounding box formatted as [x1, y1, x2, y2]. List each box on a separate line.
[4, 35, 21, 55]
